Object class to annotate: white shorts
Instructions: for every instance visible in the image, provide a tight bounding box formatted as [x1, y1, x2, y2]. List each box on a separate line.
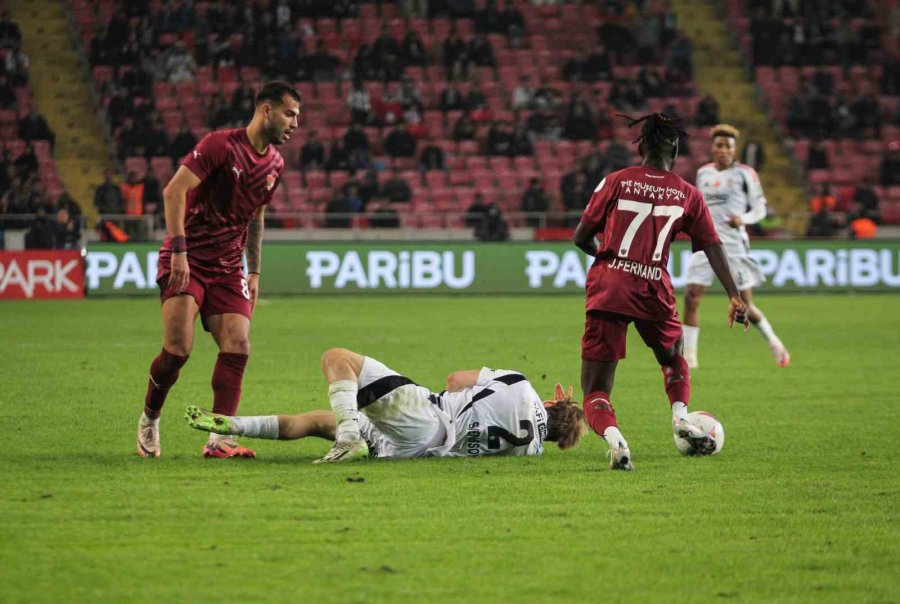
[685, 251, 765, 291]
[356, 357, 447, 459]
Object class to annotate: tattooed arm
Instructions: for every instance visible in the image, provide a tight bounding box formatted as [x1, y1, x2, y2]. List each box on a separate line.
[245, 205, 265, 310]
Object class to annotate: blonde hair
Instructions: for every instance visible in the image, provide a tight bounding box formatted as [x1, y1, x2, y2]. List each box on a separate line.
[710, 123, 740, 140]
[545, 390, 588, 450]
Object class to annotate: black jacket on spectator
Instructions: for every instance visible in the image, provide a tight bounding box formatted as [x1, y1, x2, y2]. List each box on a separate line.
[420, 145, 445, 170]
[384, 128, 417, 157]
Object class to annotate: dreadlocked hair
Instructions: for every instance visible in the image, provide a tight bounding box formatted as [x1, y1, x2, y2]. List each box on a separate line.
[545, 396, 588, 450]
[710, 123, 740, 140]
[617, 112, 687, 152]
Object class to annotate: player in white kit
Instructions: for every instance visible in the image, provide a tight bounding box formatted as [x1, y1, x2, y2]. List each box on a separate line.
[682, 124, 789, 369]
[184, 347, 587, 461]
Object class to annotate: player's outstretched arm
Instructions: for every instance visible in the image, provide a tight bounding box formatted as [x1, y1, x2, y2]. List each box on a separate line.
[446, 370, 480, 392]
[703, 243, 749, 330]
[245, 205, 265, 309]
[573, 222, 599, 256]
[163, 166, 201, 293]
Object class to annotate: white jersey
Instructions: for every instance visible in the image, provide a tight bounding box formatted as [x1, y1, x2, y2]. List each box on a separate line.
[695, 162, 767, 257]
[439, 368, 547, 457]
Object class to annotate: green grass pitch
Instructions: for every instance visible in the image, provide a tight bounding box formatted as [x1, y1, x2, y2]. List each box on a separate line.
[1, 294, 898, 602]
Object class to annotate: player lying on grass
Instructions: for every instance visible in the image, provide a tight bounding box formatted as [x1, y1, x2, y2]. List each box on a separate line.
[185, 347, 587, 462]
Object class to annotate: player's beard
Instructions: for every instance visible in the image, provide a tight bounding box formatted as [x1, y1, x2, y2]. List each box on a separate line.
[266, 122, 287, 146]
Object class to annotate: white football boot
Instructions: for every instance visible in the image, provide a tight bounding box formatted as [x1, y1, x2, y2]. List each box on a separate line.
[313, 438, 369, 464]
[136, 416, 160, 458]
[673, 417, 716, 455]
[607, 439, 634, 471]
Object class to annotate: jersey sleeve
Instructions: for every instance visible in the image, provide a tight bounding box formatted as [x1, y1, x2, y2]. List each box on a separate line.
[682, 189, 722, 252]
[180, 133, 229, 181]
[738, 166, 767, 225]
[579, 175, 616, 232]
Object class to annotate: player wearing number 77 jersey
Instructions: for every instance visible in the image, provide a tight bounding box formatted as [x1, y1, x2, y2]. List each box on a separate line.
[573, 113, 749, 471]
[184, 347, 588, 462]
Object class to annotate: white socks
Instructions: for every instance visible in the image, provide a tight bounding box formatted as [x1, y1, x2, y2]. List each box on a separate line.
[139, 412, 158, 427]
[329, 380, 361, 443]
[229, 415, 280, 439]
[682, 325, 699, 349]
[671, 401, 688, 421]
[602, 426, 628, 449]
[753, 315, 777, 343]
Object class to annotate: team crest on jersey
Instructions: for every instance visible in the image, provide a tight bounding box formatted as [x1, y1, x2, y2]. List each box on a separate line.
[265, 173, 277, 191]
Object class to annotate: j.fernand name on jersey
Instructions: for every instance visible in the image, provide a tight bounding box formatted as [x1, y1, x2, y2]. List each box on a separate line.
[606, 257, 664, 281]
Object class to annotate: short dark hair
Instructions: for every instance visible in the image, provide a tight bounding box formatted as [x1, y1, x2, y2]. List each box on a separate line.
[255, 81, 301, 106]
[618, 112, 687, 156]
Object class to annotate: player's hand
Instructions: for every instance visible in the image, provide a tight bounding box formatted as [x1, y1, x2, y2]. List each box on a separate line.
[168, 253, 190, 294]
[728, 296, 749, 332]
[727, 215, 743, 228]
[247, 273, 260, 311]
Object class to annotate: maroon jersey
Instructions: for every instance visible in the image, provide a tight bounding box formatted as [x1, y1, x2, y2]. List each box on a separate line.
[159, 128, 284, 276]
[580, 165, 720, 321]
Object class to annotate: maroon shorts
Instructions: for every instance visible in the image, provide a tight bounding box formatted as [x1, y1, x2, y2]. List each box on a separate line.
[582, 310, 683, 362]
[157, 268, 252, 331]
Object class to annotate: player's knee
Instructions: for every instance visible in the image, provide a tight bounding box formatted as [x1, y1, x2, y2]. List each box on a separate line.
[222, 337, 250, 355]
[164, 339, 192, 357]
[321, 347, 351, 371]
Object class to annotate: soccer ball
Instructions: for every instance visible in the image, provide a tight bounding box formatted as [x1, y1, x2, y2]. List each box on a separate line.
[674, 411, 725, 456]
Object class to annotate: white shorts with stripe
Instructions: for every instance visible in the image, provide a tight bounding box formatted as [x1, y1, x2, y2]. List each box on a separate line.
[685, 251, 765, 291]
[356, 356, 447, 459]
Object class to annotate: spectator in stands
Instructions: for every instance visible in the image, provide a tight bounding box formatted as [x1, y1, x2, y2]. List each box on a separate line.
[374, 86, 403, 127]
[398, 76, 425, 113]
[0, 11, 22, 49]
[366, 197, 401, 228]
[301, 130, 326, 169]
[608, 79, 645, 113]
[326, 138, 350, 172]
[512, 75, 534, 111]
[144, 117, 169, 158]
[373, 25, 401, 68]
[443, 28, 470, 80]
[307, 40, 342, 81]
[848, 205, 877, 239]
[121, 171, 144, 217]
[741, 139, 765, 171]
[106, 88, 131, 130]
[121, 63, 153, 98]
[510, 124, 534, 156]
[880, 146, 900, 186]
[53, 206, 80, 249]
[384, 123, 418, 157]
[358, 169, 380, 205]
[520, 178, 550, 227]
[164, 41, 196, 83]
[207, 93, 232, 130]
[486, 120, 513, 156]
[351, 42, 377, 81]
[324, 195, 353, 228]
[347, 79, 373, 125]
[18, 108, 55, 152]
[605, 140, 632, 171]
[0, 149, 12, 194]
[465, 82, 488, 114]
[475, 203, 509, 242]
[638, 67, 668, 98]
[465, 192, 491, 227]
[695, 94, 719, 127]
[852, 178, 881, 223]
[2, 177, 34, 225]
[563, 102, 596, 142]
[582, 46, 612, 82]
[561, 170, 591, 226]
[13, 142, 38, 182]
[142, 172, 163, 215]
[419, 139, 445, 171]
[499, 5, 526, 47]
[439, 83, 466, 113]
[453, 112, 477, 141]
[116, 117, 143, 159]
[94, 170, 124, 216]
[525, 107, 561, 141]
[468, 34, 495, 68]
[805, 140, 830, 171]
[0, 75, 17, 110]
[382, 169, 413, 203]
[850, 90, 881, 138]
[4, 46, 29, 87]
[785, 90, 812, 137]
[25, 206, 56, 249]
[231, 83, 255, 115]
[805, 205, 840, 238]
[401, 28, 430, 67]
[532, 78, 561, 111]
[343, 123, 370, 156]
[809, 184, 836, 214]
[399, 0, 428, 19]
[169, 120, 197, 162]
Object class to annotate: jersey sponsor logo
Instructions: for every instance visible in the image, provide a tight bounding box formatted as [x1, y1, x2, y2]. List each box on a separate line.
[232, 166, 243, 180]
[620, 179, 686, 201]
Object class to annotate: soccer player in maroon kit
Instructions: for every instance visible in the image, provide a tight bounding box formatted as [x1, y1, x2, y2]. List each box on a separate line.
[136, 81, 301, 458]
[573, 114, 749, 471]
